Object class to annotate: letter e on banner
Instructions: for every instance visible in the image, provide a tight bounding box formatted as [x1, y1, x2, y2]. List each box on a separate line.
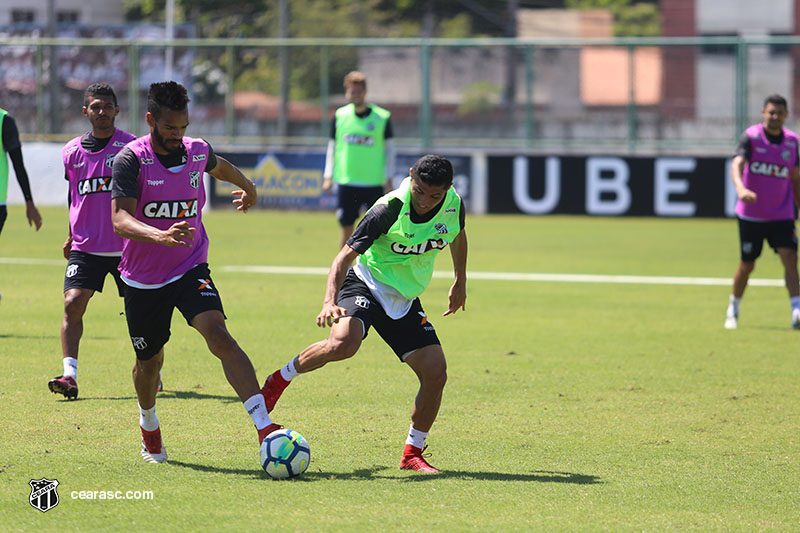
[654, 158, 697, 216]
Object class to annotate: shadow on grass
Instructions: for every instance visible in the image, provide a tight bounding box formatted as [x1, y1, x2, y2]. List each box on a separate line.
[166, 462, 601, 485]
[0, 334, 60, 339]
[79, 391, 239, 403]
[305, 468, 602, 484]
[168, 460, 269, 480]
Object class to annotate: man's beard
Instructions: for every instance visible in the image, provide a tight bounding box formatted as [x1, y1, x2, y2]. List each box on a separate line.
[152, 128, 181, 154]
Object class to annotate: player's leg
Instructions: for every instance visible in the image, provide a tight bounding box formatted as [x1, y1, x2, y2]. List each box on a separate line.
[399, 345, 446, 474]
[263, 270, 372, 412]
[370, 297, 444, 473]
[133, 347, 167, 463]
[336, 185, 359, 249]
[48, 288, 93, 399]
[767, 219, 800, 327]
[776, 247, 800, 327]
[262, 316, 364, 412]
[49, 251, 106, 399]
[180, 265, 279, 443]
[726, 219, 762, 329]
[124, 283, 172, 463]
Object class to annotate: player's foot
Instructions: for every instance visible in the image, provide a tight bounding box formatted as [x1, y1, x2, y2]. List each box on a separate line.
[257, 423, 283, 445]
[724, 306, 738, 330]
[48, 375, 78, 399]
[261, 370, 290, 413]
[140, 427, 168, 463]
[400, 444, 440, 473]
[792, 309, 800, 329]
[157, 379, 163, 393]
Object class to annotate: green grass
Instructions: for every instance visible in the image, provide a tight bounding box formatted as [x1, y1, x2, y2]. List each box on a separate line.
[1, 206, 799, 531]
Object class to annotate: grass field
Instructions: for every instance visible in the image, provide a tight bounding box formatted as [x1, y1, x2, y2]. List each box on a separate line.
[1, 205, 799, 531]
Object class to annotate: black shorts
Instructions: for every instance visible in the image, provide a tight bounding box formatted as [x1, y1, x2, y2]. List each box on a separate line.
[123, 263, 225, 360]
[64, 251, 125, 296]
[737, 217, 798, 262]
[336, 185, 384, 227]
[0, 205, 6, 235]
[337, 269, 440, 361]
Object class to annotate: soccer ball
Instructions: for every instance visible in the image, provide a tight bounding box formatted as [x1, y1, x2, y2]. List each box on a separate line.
[260, 428, 310, 479]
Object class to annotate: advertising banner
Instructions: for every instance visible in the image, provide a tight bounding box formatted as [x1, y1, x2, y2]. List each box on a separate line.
[212, 152, 472, 210]
[487, 155, 736, 217]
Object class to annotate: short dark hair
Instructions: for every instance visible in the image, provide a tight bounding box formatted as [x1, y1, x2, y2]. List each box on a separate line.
[147, 81, 190, 119]
[411, 154, 453, 188]
[84, 83, 117, 107]
[764, 94, 788, 109]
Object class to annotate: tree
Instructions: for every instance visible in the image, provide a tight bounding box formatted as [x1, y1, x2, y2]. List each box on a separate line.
[565, 0, 660, 37]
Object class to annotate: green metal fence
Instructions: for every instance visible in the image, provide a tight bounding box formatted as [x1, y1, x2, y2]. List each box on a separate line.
[3, 35, 800, 153]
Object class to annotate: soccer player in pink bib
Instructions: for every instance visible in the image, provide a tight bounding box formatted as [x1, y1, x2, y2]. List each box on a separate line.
[726, 94, 800, 329]
[111, 82, 279, 463]
[48, 83, 136, 400]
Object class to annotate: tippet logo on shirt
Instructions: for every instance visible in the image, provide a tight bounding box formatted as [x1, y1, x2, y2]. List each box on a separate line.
[749, 161, 790, 179]
[77, 176, 112, 196]
[143, 199, 198, 219]
[343, 133, 374, 146]
[391, 239, 448, 255]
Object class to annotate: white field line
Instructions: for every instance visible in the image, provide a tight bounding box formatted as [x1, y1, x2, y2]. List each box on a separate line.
[1, 257, 784, 287]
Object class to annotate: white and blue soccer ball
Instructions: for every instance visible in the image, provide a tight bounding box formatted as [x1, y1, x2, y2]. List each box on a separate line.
[260, 428, 310, 479]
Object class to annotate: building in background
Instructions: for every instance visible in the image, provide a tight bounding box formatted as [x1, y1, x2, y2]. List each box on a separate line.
[0, 0, 124, 25]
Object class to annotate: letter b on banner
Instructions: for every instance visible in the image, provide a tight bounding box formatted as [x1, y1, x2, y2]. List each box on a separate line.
[586, 157, 631, 215]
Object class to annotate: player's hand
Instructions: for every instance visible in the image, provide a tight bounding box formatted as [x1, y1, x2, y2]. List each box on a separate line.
[316, 301, 347, 328]
[322, 177, 333, 195]
[62, 235, 73, 260]
[26, 202, 42, 231]
[738, 188, 757, 203]
[161, 221, 196, 248]
[232, 188, 256, 212]
[443, 280, 466, 316]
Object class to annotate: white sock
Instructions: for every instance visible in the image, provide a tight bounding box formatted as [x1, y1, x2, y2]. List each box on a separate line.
[244, 394, 272, 430]
[405, 425, 428, 449]
[728, 295, 741, 315]
[139, 403, 159, 432]
[790, 296, 800, 311]
[63, 357, 78, 379]
[279, 356, 300, 382]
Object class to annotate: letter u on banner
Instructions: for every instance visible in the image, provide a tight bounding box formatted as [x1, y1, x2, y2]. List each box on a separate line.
[586, 157, 631, 215]
[513, 156, 561, 214]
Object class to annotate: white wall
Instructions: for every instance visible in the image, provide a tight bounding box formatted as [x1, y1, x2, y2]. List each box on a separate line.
[697, 0, 794, 35]
[5, 142, 66, 206]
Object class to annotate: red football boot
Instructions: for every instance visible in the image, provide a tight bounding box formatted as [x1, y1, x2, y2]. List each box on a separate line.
[140, 426, 168, 463]
[400, 444, 440, 473]
[261, 370, 290, 413]
[48, 375, 78, 400]
[257, 423, 283, 445]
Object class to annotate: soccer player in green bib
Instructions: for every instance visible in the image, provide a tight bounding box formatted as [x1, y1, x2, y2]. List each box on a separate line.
[264, 154, 467, 473]
[0, 107, 42, 236]
[323, 71, 396, 249]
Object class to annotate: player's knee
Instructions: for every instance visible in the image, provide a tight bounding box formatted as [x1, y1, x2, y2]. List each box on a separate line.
[63, 292, 88, 317]
[326, 337, 359, 361]
[204, 324, 237, 356]
[740, 261, 756, 274]
[422, 359, 447, 390]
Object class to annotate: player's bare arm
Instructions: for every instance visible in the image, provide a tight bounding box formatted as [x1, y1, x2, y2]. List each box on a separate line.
[208, 155, 257, 212]
[731, 155, 756, 203]
[444, 230, 468, 316]
[112, 196, 195, 248]
[791, 166, 800, 211]
[317, 244, 360, 328]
